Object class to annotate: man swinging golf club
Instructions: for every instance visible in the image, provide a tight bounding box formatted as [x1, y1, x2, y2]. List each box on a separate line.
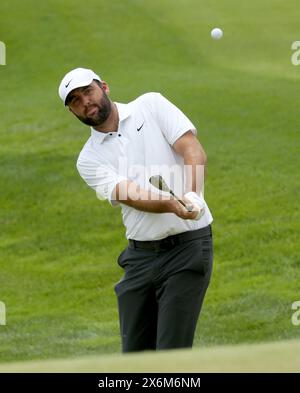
[58, 67, 214, 352]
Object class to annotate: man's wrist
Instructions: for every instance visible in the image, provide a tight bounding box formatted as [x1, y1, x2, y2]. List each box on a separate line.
[158, 198, 179, 214]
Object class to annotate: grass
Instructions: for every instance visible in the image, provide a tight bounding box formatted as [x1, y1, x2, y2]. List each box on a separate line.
[0, 338, 299, 372]
[0, 0, 299, 364]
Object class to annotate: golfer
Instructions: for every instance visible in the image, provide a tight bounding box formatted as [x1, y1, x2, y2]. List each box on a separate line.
[58, 68, 214, 352]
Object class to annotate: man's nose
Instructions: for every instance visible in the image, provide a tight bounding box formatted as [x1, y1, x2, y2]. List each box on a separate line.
[82, 95, 90, 107]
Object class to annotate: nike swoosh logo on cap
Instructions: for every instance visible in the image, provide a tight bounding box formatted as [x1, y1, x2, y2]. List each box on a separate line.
[65, 79, 72, 88]
[137, 123, 144, 131]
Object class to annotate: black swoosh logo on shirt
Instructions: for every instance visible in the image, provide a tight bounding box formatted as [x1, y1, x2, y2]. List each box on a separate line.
[137, 123, 144, 132]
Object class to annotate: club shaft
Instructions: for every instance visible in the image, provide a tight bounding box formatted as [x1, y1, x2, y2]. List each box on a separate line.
[169, 190, 191, 211]
[149, 176, 192, 212]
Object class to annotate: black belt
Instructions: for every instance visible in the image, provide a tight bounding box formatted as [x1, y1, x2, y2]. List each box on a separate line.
[128, 225, 212, 251]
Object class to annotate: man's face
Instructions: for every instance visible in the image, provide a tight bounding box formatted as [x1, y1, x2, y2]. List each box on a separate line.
[67, 81, 112, 127]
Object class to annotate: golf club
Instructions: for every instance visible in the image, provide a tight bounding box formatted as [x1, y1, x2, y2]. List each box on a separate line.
[149, 175, 193, 212]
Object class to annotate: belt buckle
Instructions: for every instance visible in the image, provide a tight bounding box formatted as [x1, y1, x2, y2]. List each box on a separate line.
[169, 237, 176, 247]
[161, 237, 176, 251]
[154, 238, 167, 252]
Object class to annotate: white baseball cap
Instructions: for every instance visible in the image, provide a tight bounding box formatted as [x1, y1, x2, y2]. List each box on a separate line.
[58, 67, 102, 105]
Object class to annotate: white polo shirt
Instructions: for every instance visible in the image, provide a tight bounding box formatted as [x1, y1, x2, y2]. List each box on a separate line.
[76, 92, 213, 240]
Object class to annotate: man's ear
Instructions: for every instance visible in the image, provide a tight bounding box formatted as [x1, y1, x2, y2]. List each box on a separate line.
[101, 81, 110, 95]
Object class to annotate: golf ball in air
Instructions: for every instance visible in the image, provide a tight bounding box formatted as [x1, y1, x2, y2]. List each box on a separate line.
[211, 28, 223, 40]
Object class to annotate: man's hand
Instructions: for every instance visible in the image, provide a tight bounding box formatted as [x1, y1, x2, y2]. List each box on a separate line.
[170, 194, 204, 220]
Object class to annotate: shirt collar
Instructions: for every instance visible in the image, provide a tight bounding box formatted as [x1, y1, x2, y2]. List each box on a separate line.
[90, 102, 131, 144]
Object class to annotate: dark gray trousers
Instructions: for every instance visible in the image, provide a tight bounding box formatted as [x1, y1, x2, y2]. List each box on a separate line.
[114, 225, 213, 352]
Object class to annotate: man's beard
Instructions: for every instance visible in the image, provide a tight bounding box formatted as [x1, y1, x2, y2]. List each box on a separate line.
[75, 90, 112, 127]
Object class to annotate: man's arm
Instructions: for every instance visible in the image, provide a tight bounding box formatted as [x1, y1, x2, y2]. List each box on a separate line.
[172, 130, 207, 195]
[113, 180, 199, 220]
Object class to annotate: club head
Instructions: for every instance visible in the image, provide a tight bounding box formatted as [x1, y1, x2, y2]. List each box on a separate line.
[149, 175, 193, 213]
[149, 175, 170, 192]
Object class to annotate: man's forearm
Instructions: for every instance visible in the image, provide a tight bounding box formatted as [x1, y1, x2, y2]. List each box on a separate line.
[183, 147, 207, 195]
[114, 180, 175, 213]
[172, 131, 207, 195]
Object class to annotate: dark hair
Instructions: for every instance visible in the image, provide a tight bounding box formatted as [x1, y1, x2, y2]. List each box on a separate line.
[94, 79, 103, 88]
[65, 79, 103, 106]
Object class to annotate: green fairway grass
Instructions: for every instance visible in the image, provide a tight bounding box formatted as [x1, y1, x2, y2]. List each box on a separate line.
[0, 339, 299, 373]
[0, 0, 299, 363]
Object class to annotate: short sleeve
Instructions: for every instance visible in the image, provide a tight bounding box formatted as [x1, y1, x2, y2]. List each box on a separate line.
[150, 93, 197, 145]
[76, 158, 128, 206]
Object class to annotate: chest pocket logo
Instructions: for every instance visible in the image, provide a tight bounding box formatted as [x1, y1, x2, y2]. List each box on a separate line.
[137, 123, 144, 132]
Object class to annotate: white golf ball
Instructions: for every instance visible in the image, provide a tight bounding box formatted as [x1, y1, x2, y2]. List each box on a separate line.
[211, 28, 223, 40]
